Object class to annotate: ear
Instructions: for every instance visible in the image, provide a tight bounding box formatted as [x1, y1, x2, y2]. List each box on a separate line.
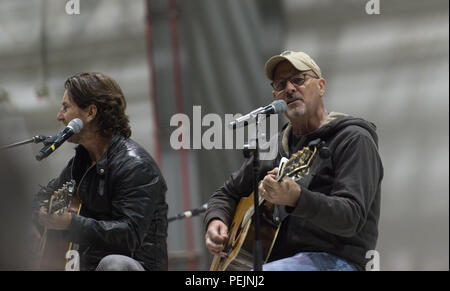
[86, 104, 97, 123]
[318, 78, 326, 97]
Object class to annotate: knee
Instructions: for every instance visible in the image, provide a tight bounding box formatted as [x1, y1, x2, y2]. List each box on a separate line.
[96, 255, 135, 271]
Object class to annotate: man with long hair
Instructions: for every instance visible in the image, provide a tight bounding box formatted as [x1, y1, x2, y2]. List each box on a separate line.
[34, 72, 168, 271]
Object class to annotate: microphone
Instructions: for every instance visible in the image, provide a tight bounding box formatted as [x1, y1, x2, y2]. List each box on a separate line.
[229, 100, 287, 129]
[35, 118, 84, 161]
[168, 203, 208, 223]
[42, 135, 57, 146]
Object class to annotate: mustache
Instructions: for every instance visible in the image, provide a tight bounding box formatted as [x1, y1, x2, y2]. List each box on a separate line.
[285, 93, 303, 104]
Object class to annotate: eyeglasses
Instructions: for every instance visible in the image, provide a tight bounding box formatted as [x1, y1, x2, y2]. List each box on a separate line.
[271, 73, 319, 92]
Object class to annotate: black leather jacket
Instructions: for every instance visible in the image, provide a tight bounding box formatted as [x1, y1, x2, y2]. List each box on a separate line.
[34, 135, 168, 271]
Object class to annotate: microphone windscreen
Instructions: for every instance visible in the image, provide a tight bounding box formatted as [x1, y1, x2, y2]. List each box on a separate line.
[68, 118, 84, 133]
[271, 100, 287, 114]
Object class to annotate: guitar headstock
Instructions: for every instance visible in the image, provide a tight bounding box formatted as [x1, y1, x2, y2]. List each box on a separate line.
[277, 146, 317, 182]
[48, 180, 76, 215]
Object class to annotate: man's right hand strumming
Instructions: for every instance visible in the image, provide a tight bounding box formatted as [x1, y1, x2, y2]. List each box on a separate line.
[205, 219, 229, 258]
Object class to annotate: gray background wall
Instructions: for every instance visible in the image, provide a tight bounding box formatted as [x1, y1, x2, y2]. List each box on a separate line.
[0, 0, 448, 270]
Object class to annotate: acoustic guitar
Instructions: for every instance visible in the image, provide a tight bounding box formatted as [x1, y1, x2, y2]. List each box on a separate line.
[38, 180, 82, 270]
[210, 146, 318, 271]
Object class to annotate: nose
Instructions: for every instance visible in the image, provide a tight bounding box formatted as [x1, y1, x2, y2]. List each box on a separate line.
[285, 79, 297, 93]
[56, 109, 64, 121]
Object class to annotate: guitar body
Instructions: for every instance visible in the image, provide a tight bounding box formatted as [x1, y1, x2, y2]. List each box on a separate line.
[210, 146, 318, 271]
[210, 193, 280, 271]
[38, 182, 81, 271]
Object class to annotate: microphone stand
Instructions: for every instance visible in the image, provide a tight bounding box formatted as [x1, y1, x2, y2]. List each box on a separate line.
[0, 135, 50, 150]
[242, 115, 263, 271]
[252, 114, 263, 271]
[168, 203, 208, 223]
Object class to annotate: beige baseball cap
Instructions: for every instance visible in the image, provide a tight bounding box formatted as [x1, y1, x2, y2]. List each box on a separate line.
[264, 50, 322, 80]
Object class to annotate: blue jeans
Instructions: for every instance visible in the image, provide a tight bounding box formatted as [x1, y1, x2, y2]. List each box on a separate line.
[262, 252, 358, 271]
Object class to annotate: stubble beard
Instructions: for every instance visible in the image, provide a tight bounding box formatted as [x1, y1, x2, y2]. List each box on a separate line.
[286, 102, 306, 121]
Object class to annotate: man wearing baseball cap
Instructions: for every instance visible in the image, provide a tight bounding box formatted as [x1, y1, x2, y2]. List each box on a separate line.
[205, 51, 383, 271]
